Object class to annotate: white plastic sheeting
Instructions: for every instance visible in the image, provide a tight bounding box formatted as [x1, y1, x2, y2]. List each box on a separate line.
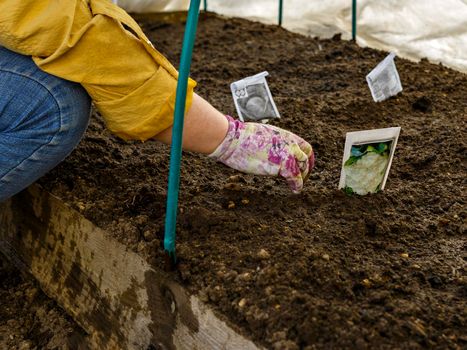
[118, 0, 467, 73]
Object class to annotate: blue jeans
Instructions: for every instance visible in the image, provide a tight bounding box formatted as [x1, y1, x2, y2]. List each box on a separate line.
[0, 47, 91, 202]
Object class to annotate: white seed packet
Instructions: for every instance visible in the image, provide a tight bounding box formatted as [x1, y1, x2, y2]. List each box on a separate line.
[230, 71, 280, 122]
[366, 52, 403, 102]
[338, 127, 401, 195]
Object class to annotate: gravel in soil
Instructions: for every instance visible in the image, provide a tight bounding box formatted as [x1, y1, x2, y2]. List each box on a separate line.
[39, 14, 466, 349]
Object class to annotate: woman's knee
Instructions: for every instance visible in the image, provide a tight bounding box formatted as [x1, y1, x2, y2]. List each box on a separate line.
[47, 78, 91, 154]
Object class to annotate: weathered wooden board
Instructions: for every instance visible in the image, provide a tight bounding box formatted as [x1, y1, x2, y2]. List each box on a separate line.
[0, 185, 260, 350]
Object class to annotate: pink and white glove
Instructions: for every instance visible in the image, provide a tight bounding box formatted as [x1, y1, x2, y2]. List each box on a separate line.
[209, 115, 315, 193]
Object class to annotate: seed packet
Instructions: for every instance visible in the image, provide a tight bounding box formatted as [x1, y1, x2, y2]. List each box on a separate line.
[230, 71, 280, 122]
[339, 127, 401, 195]
[366, 52, 403, 102]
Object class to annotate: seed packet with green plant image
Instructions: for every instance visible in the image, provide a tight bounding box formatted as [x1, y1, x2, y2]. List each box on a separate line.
[339, 127, 401, 195]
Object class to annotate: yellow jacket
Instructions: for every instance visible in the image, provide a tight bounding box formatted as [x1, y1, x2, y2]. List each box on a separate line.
[0, 0, 196, 140]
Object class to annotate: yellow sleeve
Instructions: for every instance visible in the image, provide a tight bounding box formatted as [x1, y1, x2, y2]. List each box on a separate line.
[0, 0, 196, 141]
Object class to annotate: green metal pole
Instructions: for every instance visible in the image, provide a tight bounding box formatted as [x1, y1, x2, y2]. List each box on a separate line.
[164, 0, 201, 262]
[278, 0, 283, 26]
[352, 0, 357, 41]
[203, 0, 207, 12]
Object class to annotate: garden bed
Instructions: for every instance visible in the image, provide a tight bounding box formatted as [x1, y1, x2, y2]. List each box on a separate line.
[38, 13, 466, 349]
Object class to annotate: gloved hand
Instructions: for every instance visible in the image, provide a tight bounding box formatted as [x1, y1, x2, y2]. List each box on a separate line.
[209, 115, 315, 193]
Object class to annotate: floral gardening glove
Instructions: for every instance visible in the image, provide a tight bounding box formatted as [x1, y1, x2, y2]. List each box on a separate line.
[209, 115, 315, 193]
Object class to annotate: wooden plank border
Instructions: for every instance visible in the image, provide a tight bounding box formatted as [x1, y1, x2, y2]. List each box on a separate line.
[0, 185, 260, 350]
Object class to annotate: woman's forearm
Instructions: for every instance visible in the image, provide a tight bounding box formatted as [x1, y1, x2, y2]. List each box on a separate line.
[154, 93, 229, 154]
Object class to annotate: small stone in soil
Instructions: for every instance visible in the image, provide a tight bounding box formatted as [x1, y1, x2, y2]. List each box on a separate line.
[257, 249, 271, 260]
[224, 183, 242, 191]
[272, 340, 299, 350]
[236, 272, 252, 282]
[143, 230, 154, 241]
[227, 174, 242, 183]
[362, 279, 372, 288]
[322, 253, 330, 261]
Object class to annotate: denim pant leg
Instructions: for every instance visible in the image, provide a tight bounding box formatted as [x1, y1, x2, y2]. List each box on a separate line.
[0, 47, 91, 202]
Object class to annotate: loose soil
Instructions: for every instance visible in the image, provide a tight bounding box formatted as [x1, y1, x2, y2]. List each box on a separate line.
[39, 13, 466, 349]
[0, 253, 88, 349]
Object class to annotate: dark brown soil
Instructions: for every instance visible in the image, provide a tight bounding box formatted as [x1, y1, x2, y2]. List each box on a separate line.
[39, 14, 466, 349]
[0, 253, 88, 349]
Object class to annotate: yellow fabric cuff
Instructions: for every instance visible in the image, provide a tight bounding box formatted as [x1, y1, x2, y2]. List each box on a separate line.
[92, 68, 196, 141]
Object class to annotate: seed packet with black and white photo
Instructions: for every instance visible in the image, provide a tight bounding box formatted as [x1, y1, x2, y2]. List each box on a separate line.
[366, 52, 403, 102]
[230, 72, 280, 122]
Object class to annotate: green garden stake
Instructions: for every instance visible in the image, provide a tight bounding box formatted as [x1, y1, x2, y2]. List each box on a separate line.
[278, 0, 283, 26]
[203, 0, 207, 12]
[352, 0, 357, 41]
[164, 0, 201, 263]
